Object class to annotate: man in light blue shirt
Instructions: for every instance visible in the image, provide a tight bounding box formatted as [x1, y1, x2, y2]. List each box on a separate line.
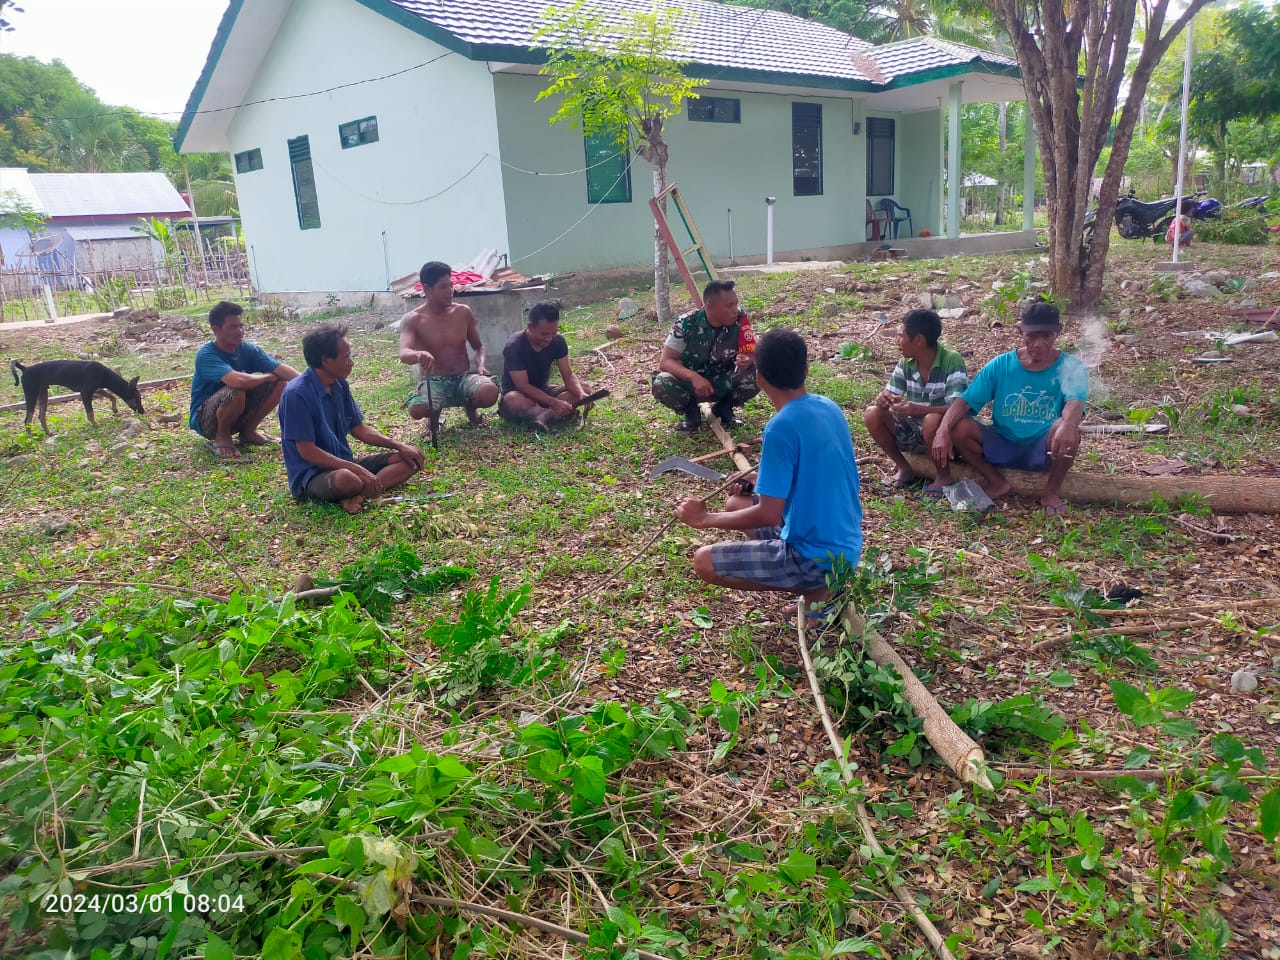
[930, 302, 1088, 516]
[675, 328, 862, 617]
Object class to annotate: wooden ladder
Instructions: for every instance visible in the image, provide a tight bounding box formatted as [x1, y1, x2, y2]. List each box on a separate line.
[649, 183, 718, 307]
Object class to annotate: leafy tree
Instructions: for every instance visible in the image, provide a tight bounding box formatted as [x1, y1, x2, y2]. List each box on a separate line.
[33, 90, 147, 172]
[164, 151, 238, 217]
[988, 0, 1212, 312]
[535, 0, 706, 325]
[1189, 2, 1280, 181]
[0, 53, 90, 166]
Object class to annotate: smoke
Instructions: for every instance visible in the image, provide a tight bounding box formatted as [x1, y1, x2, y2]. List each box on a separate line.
[1074, 311, 1109, 403]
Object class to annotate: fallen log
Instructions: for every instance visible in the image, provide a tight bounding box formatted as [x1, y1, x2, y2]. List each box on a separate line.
[797, 609, 959, 960]
[0, 375, 191, 413]
[902, 452, 1280, 514]
[835, 606, 993, 789]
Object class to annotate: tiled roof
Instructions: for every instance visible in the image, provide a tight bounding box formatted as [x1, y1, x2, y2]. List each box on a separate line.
[388, 0, 880, 82]
[26, 172, 189, 219]
[866, 36, 1019, 83]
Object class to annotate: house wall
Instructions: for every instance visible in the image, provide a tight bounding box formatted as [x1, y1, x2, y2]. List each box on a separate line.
[494, 75, 874, 274]
[897, 109, 943, 237]
[225, 0, 510, 293]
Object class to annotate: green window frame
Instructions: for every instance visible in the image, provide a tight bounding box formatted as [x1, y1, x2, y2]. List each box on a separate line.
[339, 116, 379, 149]
[866, 117, 895, 196]
[688, 97, 741, 123]
[792, 103, 823, 197]
[287, 135, 322, 230]
[583, 130, 631, 204]
[234, 148, 263, 173]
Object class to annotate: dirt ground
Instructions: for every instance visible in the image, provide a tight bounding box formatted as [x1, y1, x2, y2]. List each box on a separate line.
[3, 243, 1279, 958]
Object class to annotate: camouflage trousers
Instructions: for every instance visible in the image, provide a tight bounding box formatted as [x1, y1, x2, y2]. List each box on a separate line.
[650, 364, 760, 413]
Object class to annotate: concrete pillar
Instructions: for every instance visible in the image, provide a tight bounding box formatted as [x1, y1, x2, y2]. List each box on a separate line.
[1023, 103, 1036, 232]
[947, 82, 963, 239]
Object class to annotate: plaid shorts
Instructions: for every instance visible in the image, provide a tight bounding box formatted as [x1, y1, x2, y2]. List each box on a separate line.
[890, 413, 927, 454]
[407, 373, 494, 414]
[196, 383, 276, 440]
[710, 527, 828, 591]
[302, 452, 395, 502]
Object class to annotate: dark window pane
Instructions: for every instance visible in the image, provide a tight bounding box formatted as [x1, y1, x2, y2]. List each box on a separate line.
[339, 116, 379, 149]
[866, 117, 895, 196]
[288, 135, 321, 230]
[584, 130, 631, 204]
[792, 102, 822, 196]
[689, 97, 741, 123]
[234, 148, 262, 173]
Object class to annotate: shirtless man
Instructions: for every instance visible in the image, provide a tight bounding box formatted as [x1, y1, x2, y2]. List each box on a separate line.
[398, 261, 499, 434]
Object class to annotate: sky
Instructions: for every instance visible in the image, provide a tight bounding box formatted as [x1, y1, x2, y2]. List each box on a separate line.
[0, 0, 228, 117]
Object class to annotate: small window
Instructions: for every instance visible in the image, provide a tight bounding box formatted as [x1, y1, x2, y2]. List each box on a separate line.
[688, 97, 741, 123]
[287, 135, 321, 230]
[866, 117, 896, 196]
[583, 130, 631, 204]
[792, 103, 822, 197]
[234, 148, 263, 173]
[339, 116, 379, 149]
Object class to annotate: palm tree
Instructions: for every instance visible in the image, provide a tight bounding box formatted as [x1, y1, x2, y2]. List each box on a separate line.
[166, 152, 238, 217]
[34, 92, 147, 172]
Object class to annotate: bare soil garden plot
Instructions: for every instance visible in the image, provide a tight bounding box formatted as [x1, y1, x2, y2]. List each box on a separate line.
[1, 244, 1277, 960]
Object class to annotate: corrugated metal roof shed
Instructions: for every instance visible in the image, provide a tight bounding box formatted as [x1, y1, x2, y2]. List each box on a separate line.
[26, 172, 190, 219]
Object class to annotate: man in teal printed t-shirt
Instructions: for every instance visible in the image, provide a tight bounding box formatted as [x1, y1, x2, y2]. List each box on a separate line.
[929, 302, 1088, 517]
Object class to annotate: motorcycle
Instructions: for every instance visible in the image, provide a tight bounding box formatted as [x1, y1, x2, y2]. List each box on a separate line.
[1082, 188, 1206, 245]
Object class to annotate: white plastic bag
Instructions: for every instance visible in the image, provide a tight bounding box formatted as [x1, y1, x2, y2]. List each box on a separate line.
[943, 478, 995, 514]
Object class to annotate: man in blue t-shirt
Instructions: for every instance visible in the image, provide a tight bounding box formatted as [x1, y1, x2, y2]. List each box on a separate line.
[675, 328, 863, 617]
[189, 301, 298, 461]
[278, 325, 424, 514]
[930, 302, 1088, 517]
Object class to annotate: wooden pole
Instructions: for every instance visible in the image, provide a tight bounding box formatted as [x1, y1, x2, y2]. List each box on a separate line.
[838, 606, 993, 790]
[703, 403, 752, 473]
[903, 452, 1280, 514]
[796, 610, 959, 960]
[0, 375, 190, 413]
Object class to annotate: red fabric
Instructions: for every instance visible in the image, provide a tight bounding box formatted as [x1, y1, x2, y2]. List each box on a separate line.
[412, 270, 485, 295]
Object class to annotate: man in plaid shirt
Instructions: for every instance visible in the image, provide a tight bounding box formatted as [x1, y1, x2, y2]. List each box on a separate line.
[862, 309, 968, 489]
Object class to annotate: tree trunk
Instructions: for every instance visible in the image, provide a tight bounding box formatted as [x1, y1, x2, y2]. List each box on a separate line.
[639, 114, 671, 327]
[902, 453, 1280, 514]
[991, 0, 1212, 313]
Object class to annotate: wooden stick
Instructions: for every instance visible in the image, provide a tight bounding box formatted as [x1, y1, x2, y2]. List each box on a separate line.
[414, 895, 675, 960]
[0, 375, 190, 413]
[703, 403, 752, 473]
[1028, 619, 1202, 655]
[796, 610, 958, 960]
[903, 452, 1280, 514]
[998, 765, 1176, 782]
[839, 607, 993, 790]
[1018, 597, 1280, 618]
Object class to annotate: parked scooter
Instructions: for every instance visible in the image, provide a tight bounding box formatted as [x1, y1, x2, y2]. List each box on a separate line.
[1083, 188, 1205, 245]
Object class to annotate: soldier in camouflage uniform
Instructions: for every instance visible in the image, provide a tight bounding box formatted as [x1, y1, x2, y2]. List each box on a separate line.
[651, 279, 759, 432]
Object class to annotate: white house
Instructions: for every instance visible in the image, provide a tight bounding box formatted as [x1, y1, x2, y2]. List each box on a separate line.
[177, 0, 1033, 294]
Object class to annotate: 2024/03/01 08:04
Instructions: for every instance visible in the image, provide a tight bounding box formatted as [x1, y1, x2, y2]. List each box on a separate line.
[43, 891, 246, 915]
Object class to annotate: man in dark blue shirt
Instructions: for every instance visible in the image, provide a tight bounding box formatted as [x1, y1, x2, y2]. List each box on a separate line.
[278, 325, 424, 514]
[189, 300, 298, 460]
[498, 301, 591, 431]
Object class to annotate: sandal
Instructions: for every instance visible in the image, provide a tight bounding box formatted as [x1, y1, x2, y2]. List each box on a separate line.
[921, 485, 946, 499]
[240, 432, 278, 446]
[206, 441, 241, 462]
